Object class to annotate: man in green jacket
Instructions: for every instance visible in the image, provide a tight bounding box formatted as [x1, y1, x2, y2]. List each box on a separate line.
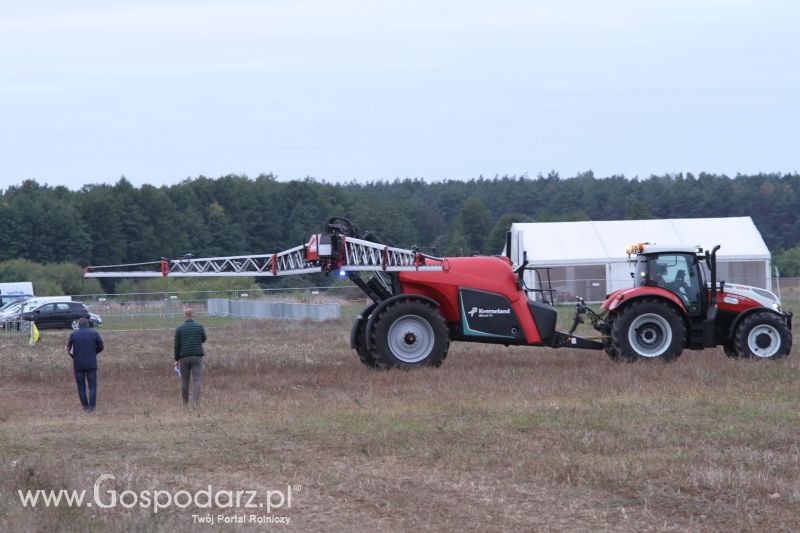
[174, 308, 207, 405]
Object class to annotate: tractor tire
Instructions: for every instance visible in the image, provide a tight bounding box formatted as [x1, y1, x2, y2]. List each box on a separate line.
[370, 299, 449, 369]
[733, 312, 792, 360]
[603, 318, 629, 363]
[611, 299, 686, 362]
[604, 344, 623, 362]
[353, 304, 385, 369]
[722, 342, 739, 358]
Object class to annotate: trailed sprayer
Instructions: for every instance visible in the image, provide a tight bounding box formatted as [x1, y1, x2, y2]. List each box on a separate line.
[85, 218, 792, 368]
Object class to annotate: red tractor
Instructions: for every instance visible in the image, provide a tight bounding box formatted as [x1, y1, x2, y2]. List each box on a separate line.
[84, 218, 793, 368]
[350, 236, 792, 368]
[573, 243, 792, 362]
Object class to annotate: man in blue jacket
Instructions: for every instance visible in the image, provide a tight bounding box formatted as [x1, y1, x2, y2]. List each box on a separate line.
[67, 317, 104, 412]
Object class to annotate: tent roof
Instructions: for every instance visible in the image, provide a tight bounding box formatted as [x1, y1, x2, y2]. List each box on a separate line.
[510, 217, 770, 264]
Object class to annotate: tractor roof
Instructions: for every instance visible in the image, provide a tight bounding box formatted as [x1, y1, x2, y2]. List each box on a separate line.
[627, 243, 702, 255]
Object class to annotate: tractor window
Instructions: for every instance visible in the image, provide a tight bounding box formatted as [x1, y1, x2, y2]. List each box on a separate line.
[648, 254, 702, 313]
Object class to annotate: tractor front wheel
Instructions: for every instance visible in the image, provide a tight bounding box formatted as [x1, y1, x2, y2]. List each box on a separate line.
[733, 312, 792, 360]
[611, 299, 686, 362]
[370, 299, 449, 369]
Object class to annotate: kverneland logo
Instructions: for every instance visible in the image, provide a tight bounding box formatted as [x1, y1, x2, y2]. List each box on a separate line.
[468, 306, 511, 318]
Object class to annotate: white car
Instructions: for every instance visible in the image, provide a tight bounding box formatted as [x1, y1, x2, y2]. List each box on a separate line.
[0, 301, 25, 319]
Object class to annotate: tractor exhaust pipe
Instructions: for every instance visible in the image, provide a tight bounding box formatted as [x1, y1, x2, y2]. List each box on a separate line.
[708, 245, 721, 315]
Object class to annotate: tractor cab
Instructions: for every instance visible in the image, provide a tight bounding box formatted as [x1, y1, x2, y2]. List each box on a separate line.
[624, 243, 725, 350]
[629, 244, 708, 316]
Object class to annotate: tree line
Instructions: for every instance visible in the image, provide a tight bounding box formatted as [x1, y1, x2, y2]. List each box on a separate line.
[1, 171, 800, 294]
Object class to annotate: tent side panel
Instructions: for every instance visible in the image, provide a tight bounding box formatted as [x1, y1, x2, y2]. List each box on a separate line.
[716, 260, 770, 290]
[609, 261, 635, 293]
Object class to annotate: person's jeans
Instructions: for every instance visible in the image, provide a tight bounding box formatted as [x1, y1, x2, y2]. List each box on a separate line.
[179, 356, 204, 405]
[74, 368, 97, 411]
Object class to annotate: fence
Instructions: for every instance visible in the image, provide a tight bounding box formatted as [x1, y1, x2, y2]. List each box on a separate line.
[68, 285, 365, 331]
[208, 298, 340, 321]
[2, 278, 798, 345]
[0, 285, 365, 344]
[0, 320, 29, 347]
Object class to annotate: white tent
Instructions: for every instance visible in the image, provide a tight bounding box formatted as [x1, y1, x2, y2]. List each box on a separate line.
[508, 217, 771, 302]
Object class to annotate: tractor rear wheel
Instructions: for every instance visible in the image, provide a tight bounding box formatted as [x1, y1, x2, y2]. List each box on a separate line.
[604, 344, 623, 362]
[603, 318, 628, 363]
[370, 299, 449, 369]
[611, 299, 686, 362]
[733, 312, 791, 360]
[722, 342, 739, 358]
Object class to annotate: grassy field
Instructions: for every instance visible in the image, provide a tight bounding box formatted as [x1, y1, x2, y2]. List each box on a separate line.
[1, 317, 798, 531]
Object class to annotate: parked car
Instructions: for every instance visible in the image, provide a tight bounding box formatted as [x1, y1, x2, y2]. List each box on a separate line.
[21, 301, 100, 330]
[0, 301, 25, 319]
[0, 301, 26, 329]
[0, 298, 27, 313]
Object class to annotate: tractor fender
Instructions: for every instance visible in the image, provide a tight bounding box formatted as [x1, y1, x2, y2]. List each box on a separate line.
[605, 287, 687, 315]
[725, 307, 790, 340]
[350, 302, 378, 350]
[364, 294, 441, 351]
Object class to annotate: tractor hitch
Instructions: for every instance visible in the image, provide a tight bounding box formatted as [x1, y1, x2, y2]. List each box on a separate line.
[552, 331, 604, 350]
[568, 297, 609, 336]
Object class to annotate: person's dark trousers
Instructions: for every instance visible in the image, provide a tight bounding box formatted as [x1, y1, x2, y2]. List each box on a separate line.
[74, 369, 97, 411]
[179, 356, 203, 405]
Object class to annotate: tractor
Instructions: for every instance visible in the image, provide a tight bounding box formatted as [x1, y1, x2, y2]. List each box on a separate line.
[578, 243, 793, 362]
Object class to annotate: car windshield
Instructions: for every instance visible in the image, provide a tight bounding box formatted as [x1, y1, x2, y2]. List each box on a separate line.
[1, 302, 22, 314]
[0, 300, 25, 312]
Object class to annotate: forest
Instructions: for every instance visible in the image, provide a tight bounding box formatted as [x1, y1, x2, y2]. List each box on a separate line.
[1, 171, 800, 294]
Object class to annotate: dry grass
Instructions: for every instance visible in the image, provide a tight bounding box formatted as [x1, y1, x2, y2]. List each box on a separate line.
[1, 318, 799, 532]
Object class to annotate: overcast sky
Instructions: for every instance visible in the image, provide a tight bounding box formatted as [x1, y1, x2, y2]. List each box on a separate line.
[1, 0, 798, 189]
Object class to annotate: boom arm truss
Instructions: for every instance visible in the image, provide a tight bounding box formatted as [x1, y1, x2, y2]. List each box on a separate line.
[84, 236, 446, 278]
